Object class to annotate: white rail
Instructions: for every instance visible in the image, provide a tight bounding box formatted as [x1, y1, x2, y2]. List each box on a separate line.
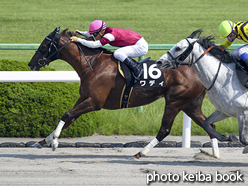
[0, 71, 80, 82]
[182, 113, 191, 148]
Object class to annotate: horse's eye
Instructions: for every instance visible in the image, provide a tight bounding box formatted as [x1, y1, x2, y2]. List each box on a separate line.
[175, 47, 181, 51]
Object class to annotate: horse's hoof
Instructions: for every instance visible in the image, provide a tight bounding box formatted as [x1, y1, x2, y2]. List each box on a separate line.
[229, 134, 238, 142]
[52, 139, 58, 151]
[32, 142, 42, 149]
[242, 146, 248, 154]
[133, 152, 142, 159]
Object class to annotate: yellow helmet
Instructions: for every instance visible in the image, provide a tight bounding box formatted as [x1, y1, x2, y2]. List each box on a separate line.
[219, 20, 236, 38]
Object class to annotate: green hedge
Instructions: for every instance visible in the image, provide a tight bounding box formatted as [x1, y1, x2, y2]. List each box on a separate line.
[0, 59, 99, 137]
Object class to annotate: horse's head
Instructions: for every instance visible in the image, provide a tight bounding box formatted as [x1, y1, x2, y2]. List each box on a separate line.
[28, 27, 61, 71]
[156, 29, 202, 72]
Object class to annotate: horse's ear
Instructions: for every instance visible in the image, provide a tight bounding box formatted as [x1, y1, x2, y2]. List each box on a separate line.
[53, 27, 58, 33]
[187, 29, 203, 39]
[57, 27, 61, 33]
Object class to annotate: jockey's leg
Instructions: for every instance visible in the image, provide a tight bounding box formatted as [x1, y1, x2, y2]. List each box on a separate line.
[123, 57, 143, 80]
[239, 46, 248, 66]
[113, 37, 148, 80]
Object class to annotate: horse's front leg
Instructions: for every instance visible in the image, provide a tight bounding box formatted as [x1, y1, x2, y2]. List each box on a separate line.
[133, 106, 179, 159]
[182, 92, 219, 158]
[33, 120, 66, 149]
[34, 96, 98, 150]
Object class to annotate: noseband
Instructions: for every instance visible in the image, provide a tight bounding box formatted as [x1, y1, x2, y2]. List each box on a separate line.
[36, 30, 71, 68]
[167, 38, 194, 68]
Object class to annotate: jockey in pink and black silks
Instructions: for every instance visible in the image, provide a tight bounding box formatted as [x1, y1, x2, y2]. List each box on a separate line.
[70, 20, 148, 80]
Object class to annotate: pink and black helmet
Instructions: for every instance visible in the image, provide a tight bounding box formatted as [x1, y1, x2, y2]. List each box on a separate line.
[89, 20, 107, 34]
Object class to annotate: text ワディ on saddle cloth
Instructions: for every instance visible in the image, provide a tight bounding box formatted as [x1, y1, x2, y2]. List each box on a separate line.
[118, 59, 165, 108]
[135, 60, 165, 88]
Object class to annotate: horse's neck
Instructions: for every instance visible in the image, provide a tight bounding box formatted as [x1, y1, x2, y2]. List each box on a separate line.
[192, 44, 231, 90]
[60, 42, 99, 75]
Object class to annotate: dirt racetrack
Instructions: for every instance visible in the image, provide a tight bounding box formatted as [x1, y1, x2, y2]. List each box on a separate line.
[0, 136, 247, 186]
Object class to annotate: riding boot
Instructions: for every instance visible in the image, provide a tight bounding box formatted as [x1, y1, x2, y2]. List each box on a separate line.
[123, 57, 143, 80]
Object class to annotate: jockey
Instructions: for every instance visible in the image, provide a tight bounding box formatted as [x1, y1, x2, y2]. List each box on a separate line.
[219, 20, 248, 66]
[70, 20, 148, 80]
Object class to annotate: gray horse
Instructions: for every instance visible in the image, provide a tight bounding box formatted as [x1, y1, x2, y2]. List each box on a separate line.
[156, 29, 248, 154]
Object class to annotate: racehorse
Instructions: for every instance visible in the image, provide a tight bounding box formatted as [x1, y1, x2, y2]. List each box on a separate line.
[156, 29, 248, 153]
[28, 27, 219, 158]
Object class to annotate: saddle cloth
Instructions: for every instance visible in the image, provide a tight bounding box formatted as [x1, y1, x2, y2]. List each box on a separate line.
[118, 59, 165, 108]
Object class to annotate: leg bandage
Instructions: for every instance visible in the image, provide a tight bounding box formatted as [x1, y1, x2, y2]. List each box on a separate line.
[54, 120, 65, 138]
[140, 138, 159, 156]
[211, 138, 220, 158]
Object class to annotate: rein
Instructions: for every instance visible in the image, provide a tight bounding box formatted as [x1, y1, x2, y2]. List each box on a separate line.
[77, 45, 103, 77]
[76, 42, 94, 71]
[68, 31, 103, 77]
[192, 45, 224, 91]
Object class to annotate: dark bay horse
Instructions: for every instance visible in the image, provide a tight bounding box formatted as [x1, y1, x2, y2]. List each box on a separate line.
[28, 27, 218, 158]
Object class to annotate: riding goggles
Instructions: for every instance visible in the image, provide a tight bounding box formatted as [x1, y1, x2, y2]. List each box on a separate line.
[226, 30, 237, 42]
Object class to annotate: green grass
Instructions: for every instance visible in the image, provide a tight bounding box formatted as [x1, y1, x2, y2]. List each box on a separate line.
[0, 0, 244, 136]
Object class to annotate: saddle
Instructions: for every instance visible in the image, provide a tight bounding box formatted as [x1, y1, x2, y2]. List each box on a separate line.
[118, 57, 166, 108]
[235, 60, 248, 88]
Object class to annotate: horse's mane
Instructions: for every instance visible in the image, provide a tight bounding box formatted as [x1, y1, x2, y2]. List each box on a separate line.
[188, 29, 234, 63]
[60, 29, 113, 54]
[197, 36, 234, 63]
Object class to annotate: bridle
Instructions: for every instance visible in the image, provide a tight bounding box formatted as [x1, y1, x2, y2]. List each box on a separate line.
[167, 38, 224, 91]
[167, 38, 195, 68]
[35, 28, 103, 77]
[35, 28, 70, 68]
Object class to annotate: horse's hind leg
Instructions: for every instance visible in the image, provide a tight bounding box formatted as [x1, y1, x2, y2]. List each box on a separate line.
[182, 92, 220, 158]
[202, 110, 238, 142]
[237, 112, 248, 153]
[133, 105, 179, 159]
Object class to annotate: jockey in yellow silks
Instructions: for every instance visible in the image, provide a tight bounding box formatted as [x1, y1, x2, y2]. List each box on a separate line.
[219, 20, 248, 66]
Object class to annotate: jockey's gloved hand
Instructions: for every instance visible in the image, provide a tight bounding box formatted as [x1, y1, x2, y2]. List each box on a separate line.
[72, 30, 80, 36]
[70, 36, 79, 42]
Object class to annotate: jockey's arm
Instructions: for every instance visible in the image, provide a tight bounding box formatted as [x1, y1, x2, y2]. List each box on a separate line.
[70, 33, 114, 48]
[220, 40, 232, 49]
[76, 38, 103, 48]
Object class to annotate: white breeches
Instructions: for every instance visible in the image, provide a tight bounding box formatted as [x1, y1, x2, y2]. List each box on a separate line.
[113, 37, 148, 62]
[231, 44, 248, 60]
